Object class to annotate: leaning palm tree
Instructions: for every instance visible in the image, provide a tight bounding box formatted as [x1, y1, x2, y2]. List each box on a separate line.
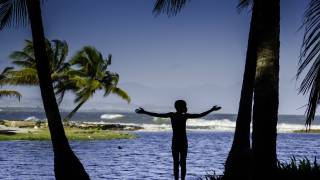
[297, 0, 320, 128]
[0, 0, 90, 179]
[0, 67, 22, 100]
[56, 46, 130, 121]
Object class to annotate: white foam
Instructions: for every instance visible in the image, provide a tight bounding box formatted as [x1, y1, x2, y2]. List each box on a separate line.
[81, 118, 320, 133]
[100, 114, 124, 120]
[24, 116, 40, 121]
[137, 118, 237, 132]
[277, 123, 320, 132]
[186, 118, 235, 131]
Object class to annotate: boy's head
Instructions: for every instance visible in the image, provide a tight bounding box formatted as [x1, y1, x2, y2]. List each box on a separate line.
[174, 100, 187, 113]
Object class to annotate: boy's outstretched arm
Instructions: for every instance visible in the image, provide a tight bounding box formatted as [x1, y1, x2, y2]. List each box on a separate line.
[135, 107, 171, 118]
[187, 105, 221, 119]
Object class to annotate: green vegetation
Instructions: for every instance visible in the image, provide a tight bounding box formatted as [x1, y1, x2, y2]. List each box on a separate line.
[0, 67, 22, 100]
[0, 127, 135, 141]
[0, 120, 136, 141]
[294, 129, 320, 133]
[202, 157, 320, 180]
[277, 157, 320, 180]
[3, 40, 130, 121]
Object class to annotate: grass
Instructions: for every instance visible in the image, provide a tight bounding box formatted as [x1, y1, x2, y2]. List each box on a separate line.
[294, 129, 320, 133]
[0, 127, 136, 141]
[277, 157, 320, 180]
[201, 157, 320, 180]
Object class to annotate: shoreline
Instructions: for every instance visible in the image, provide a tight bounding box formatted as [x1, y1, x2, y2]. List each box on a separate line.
[0, 120, 137, 141]
[293, 129, 320, 133]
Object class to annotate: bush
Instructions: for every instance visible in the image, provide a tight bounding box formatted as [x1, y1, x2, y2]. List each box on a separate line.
[277, 157, 320, 180]
[201, 157, 320, 180]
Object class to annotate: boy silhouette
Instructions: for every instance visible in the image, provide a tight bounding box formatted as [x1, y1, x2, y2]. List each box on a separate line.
[135, 100, 221, 180]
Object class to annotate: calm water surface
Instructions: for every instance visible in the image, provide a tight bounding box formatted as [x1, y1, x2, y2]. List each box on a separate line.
[0, 131, 320, 180]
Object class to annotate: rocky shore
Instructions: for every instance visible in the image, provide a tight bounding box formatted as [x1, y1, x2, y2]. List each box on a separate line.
[0, 120, 140, 140]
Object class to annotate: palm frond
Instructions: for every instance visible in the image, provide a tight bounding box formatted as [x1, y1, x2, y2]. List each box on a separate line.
[110, 87, 131, 103]
[1, 66, 13, 75]
[9, 50, 34, 61]
[0, 90, 21, 100]
[51, 39, 68, 72]
[0, 0, 28, 29]
[297, 0, 320, 126]
[153, 0, 188, 16]
[237, 0, 253, 11]
[0, 67, 14, 84]
[304, 71, 320, 128]
[106, 54, 112, 65]
[3, 68, 39, 85]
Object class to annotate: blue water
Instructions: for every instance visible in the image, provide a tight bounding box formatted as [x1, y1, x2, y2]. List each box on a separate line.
[1, 108, 320, 179]
[0, 131, 319, 180]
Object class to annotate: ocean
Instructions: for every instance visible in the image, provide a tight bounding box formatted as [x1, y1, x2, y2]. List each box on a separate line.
[0, 108, 320, 179]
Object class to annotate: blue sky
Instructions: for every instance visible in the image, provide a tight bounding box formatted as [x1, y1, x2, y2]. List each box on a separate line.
[0, 0, 311, 114]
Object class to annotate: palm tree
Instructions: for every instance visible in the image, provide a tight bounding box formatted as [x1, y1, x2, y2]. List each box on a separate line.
[0, 0, 90, 179]
[224, 1, 258, 178]
[57, 46, 131, 121]
[5, 40, 130, 121]
[297, 0, 320, 127]
[0, 67, 22, 100]
[251, 0, 280, 179]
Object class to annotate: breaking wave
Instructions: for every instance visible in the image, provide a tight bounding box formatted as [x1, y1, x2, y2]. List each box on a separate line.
[100, 114, 124, 120]
[24, 116, 40, 121]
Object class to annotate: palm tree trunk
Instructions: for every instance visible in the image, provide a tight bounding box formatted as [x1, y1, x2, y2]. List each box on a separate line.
[251, 0, 280, 179]
[224, 3, 259, 179]
[64, 100, 87, 121]
[26, 0, 90, 179]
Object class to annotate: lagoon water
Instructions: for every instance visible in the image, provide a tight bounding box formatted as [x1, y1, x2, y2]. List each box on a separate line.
[0, 109, 320, 179]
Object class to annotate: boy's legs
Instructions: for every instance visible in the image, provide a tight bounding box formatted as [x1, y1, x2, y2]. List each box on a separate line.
[172, 147, 180, 180]
[180, 145, 188, 180]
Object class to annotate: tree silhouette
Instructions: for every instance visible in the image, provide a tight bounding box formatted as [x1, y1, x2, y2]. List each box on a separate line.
[0, 0, 90, 179]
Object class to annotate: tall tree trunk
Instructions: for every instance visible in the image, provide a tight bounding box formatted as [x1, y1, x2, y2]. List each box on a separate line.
[224, 3, 259, 179]
[26, 0, 90, 179]
[252, 0, 280, 179]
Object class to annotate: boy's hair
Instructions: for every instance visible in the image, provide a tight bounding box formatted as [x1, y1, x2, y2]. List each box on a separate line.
[175, 100, 187, 111]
